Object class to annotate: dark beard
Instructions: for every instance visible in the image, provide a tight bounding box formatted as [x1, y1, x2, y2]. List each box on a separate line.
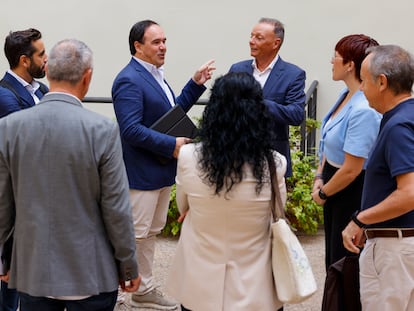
[28, 63, 45, 79]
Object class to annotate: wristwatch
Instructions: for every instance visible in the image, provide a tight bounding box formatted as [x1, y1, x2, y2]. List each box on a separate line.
[351, 210, 367, 228]
[318, 188, 328, 200]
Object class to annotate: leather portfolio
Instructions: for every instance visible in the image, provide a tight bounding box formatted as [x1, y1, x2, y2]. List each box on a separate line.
[150, 105, 198, 164]
[150, 104, 198, 139]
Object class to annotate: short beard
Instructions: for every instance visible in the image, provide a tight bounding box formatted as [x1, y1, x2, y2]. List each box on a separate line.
[28, 63, 45, 79]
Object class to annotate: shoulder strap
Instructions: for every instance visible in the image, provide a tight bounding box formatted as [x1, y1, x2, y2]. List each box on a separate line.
[266, 153, 286, 222]
[0, 79, 24, 109]
[38, 81, 48, 95]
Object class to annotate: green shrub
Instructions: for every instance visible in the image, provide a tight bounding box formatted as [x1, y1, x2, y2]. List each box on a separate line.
[162, 118, 323, 236]
[286, 120, 323, 234]
[161, 184, 182, 236]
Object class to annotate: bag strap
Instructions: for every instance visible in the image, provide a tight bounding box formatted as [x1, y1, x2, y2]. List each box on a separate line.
[0, 79, 24, 109]
[0, 80, 48, 110]
[266, 153, 286, 222]
[38, 81, 48, 95]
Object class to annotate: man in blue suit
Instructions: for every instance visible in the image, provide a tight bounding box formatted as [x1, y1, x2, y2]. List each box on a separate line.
[0, 28, 48, 118]
[229, 18, 306, 177]
[112, 20, 214, 310]
[0, 28, 48, 311]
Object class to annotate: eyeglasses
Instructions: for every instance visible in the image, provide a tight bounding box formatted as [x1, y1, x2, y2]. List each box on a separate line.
[331, 54, 344, 61]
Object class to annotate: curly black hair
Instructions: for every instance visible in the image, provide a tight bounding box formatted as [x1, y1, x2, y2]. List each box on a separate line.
[197, 72, 277, 195]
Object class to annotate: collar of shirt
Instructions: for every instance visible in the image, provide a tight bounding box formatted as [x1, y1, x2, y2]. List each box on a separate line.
[44, 91, 83, 106]
[7, 69, 41, 93]
[7, 69, 41, 103]
[132, 56, 175, 106]
[133, 56, 165, 79]
[252, 55, 279, 88]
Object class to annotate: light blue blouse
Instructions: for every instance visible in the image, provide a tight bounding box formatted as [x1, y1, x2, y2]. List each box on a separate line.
[318, 88, 381, 168]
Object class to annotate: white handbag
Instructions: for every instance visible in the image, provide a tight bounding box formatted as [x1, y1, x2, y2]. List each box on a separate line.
[267, 155, 317, 304]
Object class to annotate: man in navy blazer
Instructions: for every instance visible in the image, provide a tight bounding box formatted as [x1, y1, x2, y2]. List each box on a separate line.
[0, 28, 48, 311]
[0, 28, 48, 118]
[229, 18, 306, 177]
[112, 20, 214, 310]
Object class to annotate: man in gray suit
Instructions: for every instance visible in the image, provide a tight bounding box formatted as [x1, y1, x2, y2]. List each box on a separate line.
[0, 39, 140, 311]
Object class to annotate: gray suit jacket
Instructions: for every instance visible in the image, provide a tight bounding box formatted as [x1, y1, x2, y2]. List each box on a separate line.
[0, 93, 138, 297]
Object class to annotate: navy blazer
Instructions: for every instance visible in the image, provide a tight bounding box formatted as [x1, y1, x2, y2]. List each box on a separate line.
[229, 57, 306, 176]
[0, 72, 48, 118]
[112, 58, 206, 190]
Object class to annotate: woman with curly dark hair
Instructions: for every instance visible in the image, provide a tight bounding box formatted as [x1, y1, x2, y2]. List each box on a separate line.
[166, 72, 286, 311]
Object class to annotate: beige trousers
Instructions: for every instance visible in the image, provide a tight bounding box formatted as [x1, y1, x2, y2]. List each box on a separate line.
[360, 236, 414, 311]
[129, 187, 172, 294]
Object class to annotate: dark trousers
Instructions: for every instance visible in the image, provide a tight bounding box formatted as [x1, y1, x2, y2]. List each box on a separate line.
[322, 162, 365, 270]
[0, 281, 19, 311]
[19, 290, 117, 311]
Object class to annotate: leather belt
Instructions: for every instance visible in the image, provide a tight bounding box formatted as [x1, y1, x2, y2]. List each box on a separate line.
[365, 229, 414, 239]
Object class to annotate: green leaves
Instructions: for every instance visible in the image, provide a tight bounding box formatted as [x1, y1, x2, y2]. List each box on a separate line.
[286, 120, 323, 234]
[161, 185, 182, 236]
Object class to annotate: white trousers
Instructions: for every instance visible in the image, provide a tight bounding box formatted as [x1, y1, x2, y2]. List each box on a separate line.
[360, 236, 414, 311]
[130, 187, 172, 294]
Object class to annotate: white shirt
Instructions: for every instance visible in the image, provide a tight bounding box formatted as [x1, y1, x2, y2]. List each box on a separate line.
[251, 55, 279, 88]
[7, 69, 41, 104]
[133, 56, 175, 106]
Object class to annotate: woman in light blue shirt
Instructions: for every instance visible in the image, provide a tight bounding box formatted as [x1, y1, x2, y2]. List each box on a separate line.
[311, 34, 381, 270]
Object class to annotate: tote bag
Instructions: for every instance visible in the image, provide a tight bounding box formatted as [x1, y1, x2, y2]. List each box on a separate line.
[267, 155, 317, 304]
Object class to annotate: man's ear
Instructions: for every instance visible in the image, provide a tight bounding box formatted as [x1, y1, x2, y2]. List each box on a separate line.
[378, 74, 388, 92]
[79, 68, 93, 98]
[83, 68, 93, 87]
[19, 54, 30, 68]
[134, 41, 142, 55]
[273, 38, 282, 50]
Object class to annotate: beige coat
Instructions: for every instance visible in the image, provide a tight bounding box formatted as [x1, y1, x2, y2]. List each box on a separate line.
[166, 143, 287, 311]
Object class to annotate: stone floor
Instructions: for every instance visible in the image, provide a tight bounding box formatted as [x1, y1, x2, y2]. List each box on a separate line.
[122, 230, 326, 311]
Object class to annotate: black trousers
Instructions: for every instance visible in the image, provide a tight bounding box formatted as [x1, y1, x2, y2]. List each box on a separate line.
[19, 290, 117, 311]
[322, 162, 365, 270]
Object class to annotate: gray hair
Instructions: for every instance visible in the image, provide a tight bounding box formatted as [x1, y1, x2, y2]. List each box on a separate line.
[259, 17, 285, 44]
[47, 39, 93, 84]
[366, 44, 414, 95]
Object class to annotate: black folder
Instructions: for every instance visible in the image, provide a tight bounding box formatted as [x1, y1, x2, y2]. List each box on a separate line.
[150, 105, 198, 164]
[150, 104, 198, 138]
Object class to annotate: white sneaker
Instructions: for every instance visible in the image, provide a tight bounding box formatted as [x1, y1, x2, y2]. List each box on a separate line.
[131, 288, 177, 310]
[114, 300, 131, 311]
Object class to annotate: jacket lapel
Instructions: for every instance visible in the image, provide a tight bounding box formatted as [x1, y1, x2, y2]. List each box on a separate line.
[130, 59, 172, 108]
[263, 57, 284, 94]
[3, 73, 36, 107]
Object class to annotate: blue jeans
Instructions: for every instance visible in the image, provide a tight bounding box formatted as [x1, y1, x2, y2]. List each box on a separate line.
[0, 281, 19, 311]
[19, 290, 117, 311]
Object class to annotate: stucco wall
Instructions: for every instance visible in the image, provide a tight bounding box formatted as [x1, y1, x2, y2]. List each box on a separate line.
[1, 0, 413, 122]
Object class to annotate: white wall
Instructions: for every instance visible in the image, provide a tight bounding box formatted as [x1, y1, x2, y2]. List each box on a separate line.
[1, 0, 414, 121]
